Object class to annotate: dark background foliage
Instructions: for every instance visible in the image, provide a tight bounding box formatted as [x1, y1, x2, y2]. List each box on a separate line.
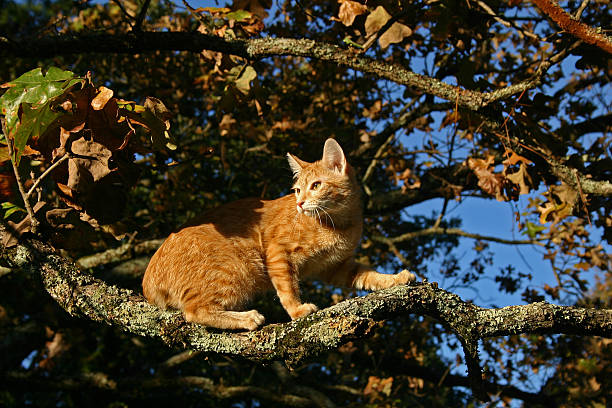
[0, 0, 610, 406]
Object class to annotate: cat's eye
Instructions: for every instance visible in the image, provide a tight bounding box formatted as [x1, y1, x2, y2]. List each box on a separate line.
[293, 187, 301, 194]
[310, 181, 321, 190]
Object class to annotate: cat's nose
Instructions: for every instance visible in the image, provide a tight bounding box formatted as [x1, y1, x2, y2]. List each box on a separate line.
[297, 201, 305, 208]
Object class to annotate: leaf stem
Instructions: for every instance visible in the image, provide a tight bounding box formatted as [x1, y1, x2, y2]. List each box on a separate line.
[25, 153, 69, 201]
[1, 118, 39, 233]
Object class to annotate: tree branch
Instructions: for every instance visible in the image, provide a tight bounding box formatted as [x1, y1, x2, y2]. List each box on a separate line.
[548, 158, 612, 196]
[76, 238, 165, 269]
[532, 0, 612, 54]
[374, 226, 546, 246]
[0, 33, 560, 111]
[2, 234, 610, 400]
[1, 370, 316, 407]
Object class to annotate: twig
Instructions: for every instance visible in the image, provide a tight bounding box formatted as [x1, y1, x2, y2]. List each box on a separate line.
[25, 153, 69, 201]
[110, 0, 136, 21]
[133, 0, 151, 31]
[573, 168, 591, 226]
[374, 226, 546, 246]
[574, 0, 590, 19]
[2, 119, 39, 234]
[476, 0, 540, 40]
[361, 97, 426, 192]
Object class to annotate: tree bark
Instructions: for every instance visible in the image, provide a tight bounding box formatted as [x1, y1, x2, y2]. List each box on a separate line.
[1, 234, 610, 400]
[0, 33, 554, 111]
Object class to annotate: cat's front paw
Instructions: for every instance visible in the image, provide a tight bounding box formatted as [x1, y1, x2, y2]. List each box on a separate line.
[289, 303, 319, 320]
[394, 269, 416, 285]
[244, 310, 266, 331]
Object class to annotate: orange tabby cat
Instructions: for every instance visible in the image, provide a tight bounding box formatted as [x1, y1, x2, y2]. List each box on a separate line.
[142, 138, 415, 330]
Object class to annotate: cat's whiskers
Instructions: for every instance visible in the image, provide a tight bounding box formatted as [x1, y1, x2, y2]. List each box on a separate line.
[318, 206, 336, 231]
[314, 208, 323, 227]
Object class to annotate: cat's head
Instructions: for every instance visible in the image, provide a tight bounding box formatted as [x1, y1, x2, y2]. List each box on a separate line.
[286, 139, 360, 222]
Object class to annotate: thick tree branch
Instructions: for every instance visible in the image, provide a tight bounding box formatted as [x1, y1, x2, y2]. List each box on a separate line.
[0, 33, 558, 111]
[533, 0, 612, 54]
[548, 158, 612, 196]
[1, 370, 315, 407]
[2, 234, 610, 400]
[76, 238, 165, 269]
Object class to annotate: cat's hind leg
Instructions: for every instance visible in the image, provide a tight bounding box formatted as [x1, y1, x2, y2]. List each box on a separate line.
[184, 304, 265, 331]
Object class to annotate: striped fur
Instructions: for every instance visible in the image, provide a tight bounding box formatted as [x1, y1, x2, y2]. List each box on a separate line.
[142, 139, 415, 330]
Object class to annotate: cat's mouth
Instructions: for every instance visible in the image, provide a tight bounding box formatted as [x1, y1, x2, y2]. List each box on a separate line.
[297, 206, 315, 217]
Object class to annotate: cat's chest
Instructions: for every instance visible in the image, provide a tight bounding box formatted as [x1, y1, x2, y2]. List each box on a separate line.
[287, 227, 359, 275]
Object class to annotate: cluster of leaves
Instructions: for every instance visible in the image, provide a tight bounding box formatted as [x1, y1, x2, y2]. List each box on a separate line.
[0, 67, 174, 248]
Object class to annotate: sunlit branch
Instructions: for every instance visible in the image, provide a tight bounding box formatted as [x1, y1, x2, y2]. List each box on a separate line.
[574, 0, 590, 19]
[0, 33, 564, 111]
[376, 227, 546, 246]
[3, 235, 610, 401]
[532, 0, 612, 54]
[548, 158, 612, 196]
[76, 238, 165, 269]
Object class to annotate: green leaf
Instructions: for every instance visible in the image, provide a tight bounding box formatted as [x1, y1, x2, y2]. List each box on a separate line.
[1, 202, 26, 219]
[12, 102, 62, 162]
[225, 10, 251, 22]
[0, 67, 75, 164]
[522, 221, 546, 239]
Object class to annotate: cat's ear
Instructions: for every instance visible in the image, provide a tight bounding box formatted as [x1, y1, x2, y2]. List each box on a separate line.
[287, 153, 307, 177]
[322, 138, 347, 174]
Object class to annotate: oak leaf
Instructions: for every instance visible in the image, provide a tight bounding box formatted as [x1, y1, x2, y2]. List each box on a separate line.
[365, 6, 412, 50]
[505, 162, 532, 195]
[467, 156, 505, 201]
[90, 86, 114, 110]
[332, 0, 367, 27]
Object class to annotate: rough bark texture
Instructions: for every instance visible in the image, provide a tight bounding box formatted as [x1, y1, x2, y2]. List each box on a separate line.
[2, 234, 611, 400]
[0, 33, 552, 111]
[532, 0, 612, 54]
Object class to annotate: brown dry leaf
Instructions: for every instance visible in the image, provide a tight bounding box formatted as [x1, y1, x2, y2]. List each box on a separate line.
[379, 21, 412, 49]
[67, 138, 113, 192]
[551, 183, 579, 209]
[505, 162, 532, 195]
[406, 376, 424, 390]
[235, 66, 257, 95]
[0, 201, 46, 247]
[365, 6, 391, 38]
[0, 169, 16, 201]
[332, 0, 367, 26]
[91, 86, 114, 111]
[363, 376, 393, 398]
[39, 331, 70, 369]
[219, 114, 237, 136]
[362, 100, 382, 118]
[467, 156, 505, 200]
[503, 150, 532, 166]
[538, 202, 557, 224]
[52, 123, 86, 160]
[398, 168, 421, 191]
[0, 145, 9, 163]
